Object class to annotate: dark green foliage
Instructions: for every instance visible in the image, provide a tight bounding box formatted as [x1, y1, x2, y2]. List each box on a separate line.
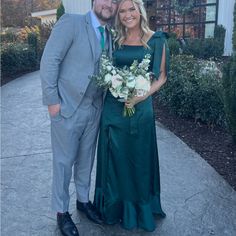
[223, 3, 236, 144]
[1, 32, 18, 43]
[157, 55, 225, 126]
[57, 3, 65, 21]
[27, 32, 38, 47]
[214, 25, 226, 43]
[183, 25, 226, 59]
[1, 44, 38, 77]
[27, 32, 40, 63]
[1, 23, 52, 81]
[214, 25, 226, 56]
[233, 1, 236, 51]
[167, 33, 181, 56]
[222, 54, 236, 143]
[221, 2, 236, 143]
[183, 38, 223, 59]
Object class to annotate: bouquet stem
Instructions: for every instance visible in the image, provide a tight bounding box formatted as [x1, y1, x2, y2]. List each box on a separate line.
[123, 106, 135, 117]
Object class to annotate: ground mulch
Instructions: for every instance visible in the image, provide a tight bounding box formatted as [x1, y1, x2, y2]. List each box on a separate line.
[1, 76, 16, 86]
[153, 97, 236, 191]
[1, 70, 38, 86]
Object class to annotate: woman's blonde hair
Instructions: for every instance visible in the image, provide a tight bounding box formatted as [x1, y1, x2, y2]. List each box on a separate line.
[115, 0, 151, 48]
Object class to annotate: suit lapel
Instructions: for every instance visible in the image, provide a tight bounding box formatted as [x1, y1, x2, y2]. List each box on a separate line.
[85, 12, 101, 62]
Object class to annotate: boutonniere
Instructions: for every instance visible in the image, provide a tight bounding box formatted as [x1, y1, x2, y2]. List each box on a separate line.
[109, 27, 118, 41]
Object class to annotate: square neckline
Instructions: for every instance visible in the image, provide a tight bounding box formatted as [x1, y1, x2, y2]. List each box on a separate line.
[121, 32, 156, 47]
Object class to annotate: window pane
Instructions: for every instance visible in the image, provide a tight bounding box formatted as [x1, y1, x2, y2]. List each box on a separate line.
[156, 10, 169, 24]
[185, 24, 199, 38]
[200, 5, 216, 22]
[154, 0, 217, 39]
[199, 24, 205, 37]
[170, 10, 183, 24]
[204, 23, 215, 38]
[206, 0, 216, 4]
[170, 25, 184, 38]
[205, 5, 216, 21]
[185, 7, 200, 23]
[157, 0, 171, 9]
[156, 25, 169, 32]
[196, 0, 216, 4]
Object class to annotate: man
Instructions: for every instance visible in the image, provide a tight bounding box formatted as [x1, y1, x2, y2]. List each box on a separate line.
[40, 1, 118, 235]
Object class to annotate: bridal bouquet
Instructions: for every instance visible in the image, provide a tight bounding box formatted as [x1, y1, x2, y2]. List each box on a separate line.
[92, 53, 152, 117]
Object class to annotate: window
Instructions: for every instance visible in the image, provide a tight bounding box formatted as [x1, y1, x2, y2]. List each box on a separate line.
[148, 0, 219, 38]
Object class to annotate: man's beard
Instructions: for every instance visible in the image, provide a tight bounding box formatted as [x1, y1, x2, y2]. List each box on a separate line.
[94, 9, 113, 22]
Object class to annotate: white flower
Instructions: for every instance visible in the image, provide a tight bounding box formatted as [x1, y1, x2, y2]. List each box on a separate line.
[104, 74, 112, 83]
[110, 28, 117, 40]
[111, 69, 117, 75]
[126, 76, 136, 89]
[111, 74, 123, 89]
[93, 53, 152, 116]
[109, 88, 119, 98]
[135, 75, 150, 92]
[118, 87, 129, 100]
[106, 65, 112, 71]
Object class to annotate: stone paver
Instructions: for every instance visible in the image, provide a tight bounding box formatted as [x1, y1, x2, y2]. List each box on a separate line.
[1, 71, 236, 236]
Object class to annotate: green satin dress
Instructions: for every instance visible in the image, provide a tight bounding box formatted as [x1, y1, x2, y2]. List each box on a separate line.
[93, 32, 170, 232]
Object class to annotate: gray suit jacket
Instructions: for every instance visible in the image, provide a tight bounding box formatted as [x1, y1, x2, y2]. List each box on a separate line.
[40, 12, 112, 118]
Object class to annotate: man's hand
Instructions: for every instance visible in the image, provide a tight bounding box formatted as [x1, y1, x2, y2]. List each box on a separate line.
[48, 104, 61, 116]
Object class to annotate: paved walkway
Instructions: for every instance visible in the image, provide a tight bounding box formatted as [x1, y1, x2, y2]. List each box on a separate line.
[1, 71, 236, 236]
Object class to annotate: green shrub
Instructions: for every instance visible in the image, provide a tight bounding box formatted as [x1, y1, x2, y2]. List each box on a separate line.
[183, 25, 226, 59]
[157, 55, 225, 126]
[183, 38, 223, 59]
[221, 1, 236, 143]
[233, 1, 236, 51]
[222, 56, 236, 143]
[168, 37, 181, 56]
[27, 32, 39, 58]
[167, 32, 181, 56]
[222, 3, 236, 144]
[214, 25, 226, 56]
[214, 25, 226, 43]
[39, 22, 54, 44]
[1, 43, 38, 77]
[1, 31, 18, 42]
[27, 32, 38, 47]
[57, 3, 65, 21]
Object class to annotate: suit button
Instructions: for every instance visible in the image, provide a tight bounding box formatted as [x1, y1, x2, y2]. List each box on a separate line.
[80, 92, 84, 96]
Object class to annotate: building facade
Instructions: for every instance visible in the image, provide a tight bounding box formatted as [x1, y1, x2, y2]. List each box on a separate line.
[145, 0, 234, 55]
[31, 9, 57, 25]
[62, 0, 234, 55]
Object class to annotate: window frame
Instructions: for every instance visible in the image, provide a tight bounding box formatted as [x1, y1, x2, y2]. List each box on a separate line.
[153, 0, 219, 38]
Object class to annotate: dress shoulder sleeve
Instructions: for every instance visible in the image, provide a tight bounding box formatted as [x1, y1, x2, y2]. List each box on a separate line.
[151, 31, 170, 79]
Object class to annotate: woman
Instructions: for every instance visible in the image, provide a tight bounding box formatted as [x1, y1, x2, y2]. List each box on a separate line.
[93, 0, 169, 231]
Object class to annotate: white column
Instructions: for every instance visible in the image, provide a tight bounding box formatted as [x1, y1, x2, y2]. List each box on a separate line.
[218, 0, 235, 56]
[62, 0, 92, 14]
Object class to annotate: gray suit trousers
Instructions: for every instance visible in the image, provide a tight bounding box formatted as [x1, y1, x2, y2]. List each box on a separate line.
[50, 96, 102, 212]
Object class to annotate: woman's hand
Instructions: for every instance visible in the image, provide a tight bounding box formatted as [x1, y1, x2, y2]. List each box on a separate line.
[125, 95, 147, 108]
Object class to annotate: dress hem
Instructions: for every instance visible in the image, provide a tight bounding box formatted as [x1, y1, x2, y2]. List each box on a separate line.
[94, 187, 166, 232]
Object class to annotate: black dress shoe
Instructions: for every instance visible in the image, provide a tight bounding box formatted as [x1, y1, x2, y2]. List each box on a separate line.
[57, 212, 79, 236]
[76, 200, 103, 224]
